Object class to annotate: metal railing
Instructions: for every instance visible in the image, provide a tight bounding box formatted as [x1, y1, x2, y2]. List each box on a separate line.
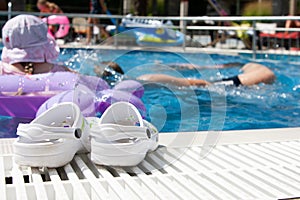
[1, 11, 300, 59]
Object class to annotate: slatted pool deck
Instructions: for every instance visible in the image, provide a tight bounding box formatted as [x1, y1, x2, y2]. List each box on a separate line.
[1, 127, 300, 199]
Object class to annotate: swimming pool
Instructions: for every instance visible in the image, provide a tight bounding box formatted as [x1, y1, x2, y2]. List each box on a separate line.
[0, 48, 299, 137]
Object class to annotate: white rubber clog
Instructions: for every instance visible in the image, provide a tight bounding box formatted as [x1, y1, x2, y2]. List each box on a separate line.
[13, 102, 90, 168]
[89, 102, 158, 166]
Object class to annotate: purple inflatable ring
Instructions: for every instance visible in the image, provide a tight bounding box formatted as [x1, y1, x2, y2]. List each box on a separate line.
[95, 89, 146, 117]
[0, 71, 145, 118]
[113, 80, 144, 98]
[0, 72, 109, 93]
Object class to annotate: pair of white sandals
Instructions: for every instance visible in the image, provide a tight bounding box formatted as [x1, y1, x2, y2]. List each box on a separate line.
[13, 102, 158, 168]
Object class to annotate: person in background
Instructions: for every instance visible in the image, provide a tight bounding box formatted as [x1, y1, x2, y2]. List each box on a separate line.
[0, 15, 71, 76]
[95, 62, 275, 87]
[36, 0, 65, 39]
[86, 0, 110, 44]
[285, 16, 300, 34]
[36, 0, 63, 14]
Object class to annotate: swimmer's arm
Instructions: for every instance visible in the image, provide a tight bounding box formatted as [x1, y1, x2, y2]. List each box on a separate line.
[137, 74, 210, 86]
[187, 79, 211, 86]
[168, 62, 243, 69]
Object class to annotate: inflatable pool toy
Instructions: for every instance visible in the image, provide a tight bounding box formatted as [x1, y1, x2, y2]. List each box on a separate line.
[0, 72, 107, 118]
[113, 80, 144, 98]
[0, 72, 109, 94]
[43, 15, 70, 39]
[105, 13, 184, 46]
[36, 84, 97, 118]
[121, 14, 165, 28]
[0, 95, 50, 119]
[95, 89, 146, 116]
[110, 27, 184, 46]
[37, 81, 146, 118]
[0, 72, 145, 118]
[0, 72, 103, 93]
[134, 27, 184, 46]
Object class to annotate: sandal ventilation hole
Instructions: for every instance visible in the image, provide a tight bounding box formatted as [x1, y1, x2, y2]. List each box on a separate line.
[146, 128, 151, 139]
[74, 128, 82, 139]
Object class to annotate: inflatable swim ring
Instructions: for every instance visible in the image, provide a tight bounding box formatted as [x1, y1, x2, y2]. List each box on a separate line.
[43, 15, 70, 39]
[106, 14, 182, 46]
[0, 72, 107, 118]
[0, 72, 145, 118]
[37, 80, 146, 118]
[121, 14, 164, 27]
[0, 72, 108, 93]
[135, 27, 184, 46]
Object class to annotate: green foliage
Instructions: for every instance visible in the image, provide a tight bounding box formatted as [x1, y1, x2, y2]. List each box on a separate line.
[148, 0, 164, 16]
[157, 0, 164, 15]
[25, 4, 34, 12]
[242, 1, 272, 16]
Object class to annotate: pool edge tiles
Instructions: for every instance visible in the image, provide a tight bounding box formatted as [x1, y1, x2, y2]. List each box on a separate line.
[59, 44, 241, 55]
[158, 127, 300, 148]
[60, 43, 300, 57]
[1, 127, 300, 152]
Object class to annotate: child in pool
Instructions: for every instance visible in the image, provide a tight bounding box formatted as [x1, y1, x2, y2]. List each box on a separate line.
[0, 14, 71, 75]
[94, 61, 275, 87]
[0, 15, 75, 95]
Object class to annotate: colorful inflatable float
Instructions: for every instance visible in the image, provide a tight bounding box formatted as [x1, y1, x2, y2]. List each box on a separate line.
[134, 27, 184, 46]
[42, 15, 70, 39]
[106, 13, 184, 46]
[0, 72, 146, 119]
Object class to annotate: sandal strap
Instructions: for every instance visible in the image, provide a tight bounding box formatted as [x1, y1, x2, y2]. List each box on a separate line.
[17, 123, 81, 141]
[90, 123, 151, 141]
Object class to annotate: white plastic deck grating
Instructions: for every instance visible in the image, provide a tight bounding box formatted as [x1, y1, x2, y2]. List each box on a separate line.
[1, 127, 300, 200]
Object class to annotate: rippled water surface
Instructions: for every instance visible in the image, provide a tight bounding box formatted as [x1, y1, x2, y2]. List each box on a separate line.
[1, 49, 300, 137]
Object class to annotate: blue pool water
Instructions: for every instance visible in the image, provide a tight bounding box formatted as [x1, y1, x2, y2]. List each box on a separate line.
[1, 48, 300, 137]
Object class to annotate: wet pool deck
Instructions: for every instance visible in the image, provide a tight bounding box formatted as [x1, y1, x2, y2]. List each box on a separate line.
[1, 127, 300, 199]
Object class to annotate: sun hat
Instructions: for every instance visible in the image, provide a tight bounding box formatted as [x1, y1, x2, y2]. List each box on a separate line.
[1, 14, 60, 64]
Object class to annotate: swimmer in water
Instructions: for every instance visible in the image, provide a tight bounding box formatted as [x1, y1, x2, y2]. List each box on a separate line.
[165, 62, 242, 70]
[94, 62, 275, 87]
